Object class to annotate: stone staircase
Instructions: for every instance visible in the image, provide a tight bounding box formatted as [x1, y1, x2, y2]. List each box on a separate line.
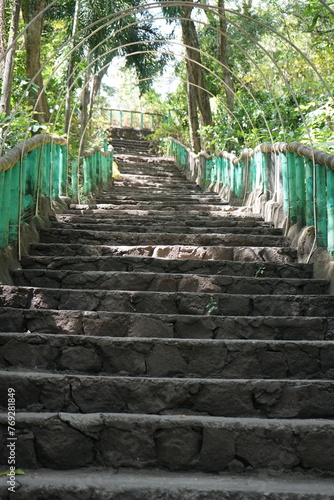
[0, 132, 334, 498]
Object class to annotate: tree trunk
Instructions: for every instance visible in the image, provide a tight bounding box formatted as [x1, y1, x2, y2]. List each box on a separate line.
[64, 0, 80, 135]
[0, 0, 20, 116]
[79, 57, 91, 156]
[0, 0, 6, 77]
[87, 69, 106, 124]
[218, 0, 234, 115]
[21, 0, 50, 122]
[181, 6, 213, 128]
[187, 75, 201, 153]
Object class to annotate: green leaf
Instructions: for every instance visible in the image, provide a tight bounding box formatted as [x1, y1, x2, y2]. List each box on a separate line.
[0, 469, 25, 476]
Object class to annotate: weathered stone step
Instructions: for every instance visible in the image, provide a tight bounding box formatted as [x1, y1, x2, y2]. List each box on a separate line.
[51, 213, 268, 226]
[11, 270, 329, 295]
[0, 412, 333, 472]
[63, 208, 259, 218]
[1, 310, 331, 340]
[1, 371, 334, 419]
[39, 229, 288, 248]
[20, 255, 312, 278]
[1, 333, 334, 379]
[2, 286, 334, 316]
[28, 243, 297, 262]
[95, 193, 221, 202]
[50, 222, 283, 236]
[69, 203, 227, 212]
[1, 468, 333, 500]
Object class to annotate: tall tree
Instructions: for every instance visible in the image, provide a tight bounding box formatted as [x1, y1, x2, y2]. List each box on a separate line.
[21, 0, 50, 122]
[0, 0, 5, 77]
[0, 0, 21, 115]
[217, 0, 234, 115]
[161, 0, 213, 152]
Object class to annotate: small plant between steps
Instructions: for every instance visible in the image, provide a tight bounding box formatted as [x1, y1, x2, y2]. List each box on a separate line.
[205, 296, 220, 315]
[254, 264, 266, 277]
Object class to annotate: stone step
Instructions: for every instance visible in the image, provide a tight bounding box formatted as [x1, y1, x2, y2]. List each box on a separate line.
[11, 270, 329, 295]
[69, 203, 227, 212]
[94, 193, 222, 202]
[51, 214, 269, 226]
[1, 333, 333, 378]
[1, 286, 333, 316]
[1, 468, 333, 500]
[20, 255, 314, 278]
[0, 412, 334, 473]
[39, 229, 288, 248]
[49, 222, 283, 236]
[1, 371, 334, 419]
[0, 310, 331, 340]
[63, 208, 259, 218]
[28, 243, 297, 262]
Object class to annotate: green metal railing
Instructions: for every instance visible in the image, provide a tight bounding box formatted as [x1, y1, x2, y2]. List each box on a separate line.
[0, 134, 113, 252]
[105, 108, 168, 129]
[167, 138, 334, 257]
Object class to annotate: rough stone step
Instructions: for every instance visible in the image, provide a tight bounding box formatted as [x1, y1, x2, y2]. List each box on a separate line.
[1, 310, 332, 340]
[20, 255, 312, 277]
[11, 270, 329, 295]
[1, 468, 333, 500]
[69, 203, 228, 212]
[49, 222, 283, 236]
[63, 208, 259, 218]
[113, 183, 202, 193]
[0, 412, 333, 473]
[1, 333, 333, 379]
[2, 286, 334, 316]
[95, 193, 222, 202]
[94, 199, 226, 207]
[28, 243, 297, 262]
[39, 229, 288, 248]
[114, 175, 195, 183]
[51, 214, 268, 226]
[1, 371, 334, 419]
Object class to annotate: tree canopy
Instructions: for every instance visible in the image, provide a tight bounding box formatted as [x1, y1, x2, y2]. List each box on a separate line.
[0, 0, 334, 154]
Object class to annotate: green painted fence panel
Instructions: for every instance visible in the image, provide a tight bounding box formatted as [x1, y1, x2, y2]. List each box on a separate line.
[287, 152, 297, 224]
[305, 159, 314, 227]
[51, 145, 60, 200]
[59, 145, 67, 196]
[327, 167, 334, 256]
[1, 168, 12, 248]
[295, 153, 306, 226]
[0, 171, 6, 247]
[8, 162, 20, 243]
[71, 161, 78, 201]
[315, 163, 327, 247]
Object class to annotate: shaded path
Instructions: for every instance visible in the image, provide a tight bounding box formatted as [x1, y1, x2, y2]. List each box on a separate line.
[0, 130, 334, 497]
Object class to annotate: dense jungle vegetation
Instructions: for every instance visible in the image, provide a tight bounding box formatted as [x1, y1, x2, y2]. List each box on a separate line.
[0, 0, 334, 155]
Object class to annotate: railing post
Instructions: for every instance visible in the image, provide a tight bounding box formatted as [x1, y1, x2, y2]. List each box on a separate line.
[9, 162, 20, 243]
[59, 145, 67, 196]
[1, 168, 12, 247]
[71, 160, 79, 202]
[130, 112, 134, 127]
[120, 110, 123, 127]
[110, 109, 113, 124]
[295, 153, 306, 227]
[305, 158, 314, 226]
[281, 152, 289, 215]
[0, 172, 6, 247]
[327, 167, 334, 256]
[140, 113, 144, 129]
[287, 151, 297, 224]
[51, 144, 60, 200]
[315, 163, 327, 247]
